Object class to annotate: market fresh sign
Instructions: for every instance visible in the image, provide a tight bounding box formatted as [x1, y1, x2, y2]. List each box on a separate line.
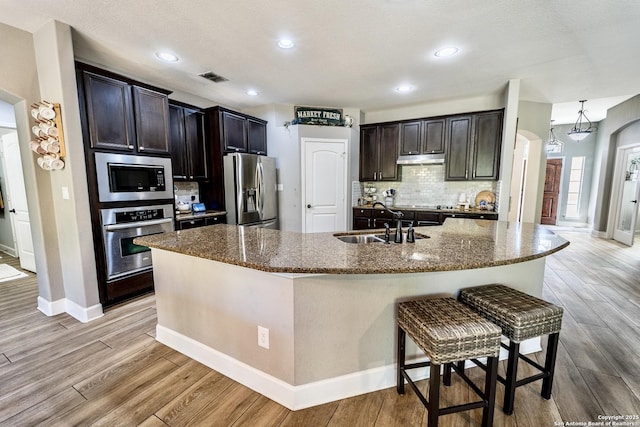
[294, 106, 343, 126]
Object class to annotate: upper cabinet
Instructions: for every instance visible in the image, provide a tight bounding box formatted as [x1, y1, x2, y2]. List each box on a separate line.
[131, 87, 170, 154]
[169, 103, 208, 180]
[80, 67, 170, 155]
[363, 109, 503, 182]
[445, 110, 503, 181]
[359, 123, 399, 181]
[471, 110, 503, 180]
[203, 106, 269, 210]
[399, 118, 445, 155]
[444, 115, 473, 180]
[212, 107, 268, 155]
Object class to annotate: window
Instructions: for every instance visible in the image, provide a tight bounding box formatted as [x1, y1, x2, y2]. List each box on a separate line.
[565, 156, 585, 218]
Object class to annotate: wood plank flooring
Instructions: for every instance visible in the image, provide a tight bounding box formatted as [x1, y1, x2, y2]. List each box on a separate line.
[1, 229, 639, 426]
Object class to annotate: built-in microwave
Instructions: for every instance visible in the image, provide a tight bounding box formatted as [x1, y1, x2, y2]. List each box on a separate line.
[95, 152, 174, 202]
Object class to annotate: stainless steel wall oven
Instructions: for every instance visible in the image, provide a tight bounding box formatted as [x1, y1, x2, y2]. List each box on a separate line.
[100, 204, 174, 281]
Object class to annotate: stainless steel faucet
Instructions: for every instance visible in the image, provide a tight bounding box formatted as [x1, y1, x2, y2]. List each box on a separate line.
[372, 202, 404, 243]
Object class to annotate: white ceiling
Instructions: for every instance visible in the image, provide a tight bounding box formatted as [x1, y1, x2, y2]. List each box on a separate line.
[1, 0, 639, 123]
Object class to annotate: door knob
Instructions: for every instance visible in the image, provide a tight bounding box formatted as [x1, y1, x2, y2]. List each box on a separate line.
[9, 209, 15, 213]
[307, 204, 312, 208]
[632, 200, 638, 203]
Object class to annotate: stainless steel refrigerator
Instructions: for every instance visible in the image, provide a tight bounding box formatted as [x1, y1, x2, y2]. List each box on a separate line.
[223, 153, 278, 228]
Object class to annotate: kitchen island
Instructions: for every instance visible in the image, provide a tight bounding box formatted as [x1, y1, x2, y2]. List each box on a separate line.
[136, 219, 568, 410]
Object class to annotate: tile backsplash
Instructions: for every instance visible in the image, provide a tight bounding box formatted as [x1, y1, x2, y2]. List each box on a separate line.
[174, 181, 200, 204]
[357, 164, 498, 207]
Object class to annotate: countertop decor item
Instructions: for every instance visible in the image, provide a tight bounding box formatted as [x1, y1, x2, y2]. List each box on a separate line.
[475, 190, 496, 210]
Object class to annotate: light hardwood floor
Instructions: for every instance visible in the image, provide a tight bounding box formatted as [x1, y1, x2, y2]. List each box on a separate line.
[0, 229, 639, 426]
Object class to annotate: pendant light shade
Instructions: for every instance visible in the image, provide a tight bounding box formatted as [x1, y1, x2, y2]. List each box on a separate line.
[567, 100, 593, 141]
[546, 120, 563, 152]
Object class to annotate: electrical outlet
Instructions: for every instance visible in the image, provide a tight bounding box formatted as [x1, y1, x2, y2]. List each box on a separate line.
[258, 326, 269, 349]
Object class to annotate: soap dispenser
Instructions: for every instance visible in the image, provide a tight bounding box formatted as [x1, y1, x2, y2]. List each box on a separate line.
[406, 222, 415, 243]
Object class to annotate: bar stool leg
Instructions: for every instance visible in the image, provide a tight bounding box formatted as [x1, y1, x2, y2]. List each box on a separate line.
[503, 340, 520, 415]
[397, 326, 406, 395]
[443, 363, 452, 386]
[482, 356, 498, 427]
[542, 333, 560, 399]
[427, 363, 441, 427]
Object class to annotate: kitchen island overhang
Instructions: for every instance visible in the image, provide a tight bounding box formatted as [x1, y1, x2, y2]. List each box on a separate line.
[136, 220, 569, 410]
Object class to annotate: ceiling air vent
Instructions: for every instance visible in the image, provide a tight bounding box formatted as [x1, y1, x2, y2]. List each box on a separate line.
[199, 71, 228, 83]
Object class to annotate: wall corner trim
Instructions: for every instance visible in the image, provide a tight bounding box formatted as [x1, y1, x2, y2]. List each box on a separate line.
[37, 296, 104, 323]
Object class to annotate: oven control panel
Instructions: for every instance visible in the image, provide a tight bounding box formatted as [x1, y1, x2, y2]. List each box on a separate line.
[115, 208, 166, 224]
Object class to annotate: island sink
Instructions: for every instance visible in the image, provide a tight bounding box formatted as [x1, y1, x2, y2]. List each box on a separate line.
[333, 232, 427, 244]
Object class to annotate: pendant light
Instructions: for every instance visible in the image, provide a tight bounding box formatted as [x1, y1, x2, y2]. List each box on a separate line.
[546, 120, 563, 152]
[567, 100, 593, 141]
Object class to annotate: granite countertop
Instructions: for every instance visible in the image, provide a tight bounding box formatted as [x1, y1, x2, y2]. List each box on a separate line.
[175, 210, 226, 221]
[136, 219, 569, 275]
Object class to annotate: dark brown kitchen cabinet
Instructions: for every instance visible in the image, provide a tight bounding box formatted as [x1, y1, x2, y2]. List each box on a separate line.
[80, 69, 170, 155]
[222, 111, 247, 152]
[445, 110, 503, 181]
[132, 86, 170, 154]
[204, 106, 269, 210]
[247, 118, 267, 155]
[399, 119, 445, 155]
[216, 108, 268, 154]
[445, 115, 473, 180]
[471, 110, 503, 180]
[359, 124, 399, 181]
[82, 72, 135, 151]
[353, 208, 373, 230]
[169, 103, 207, 180]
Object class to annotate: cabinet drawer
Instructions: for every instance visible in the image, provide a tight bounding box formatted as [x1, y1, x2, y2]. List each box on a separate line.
[415, 211, 441, 225]
[353, 208, 373, 217]
[178, 218, 205, 229]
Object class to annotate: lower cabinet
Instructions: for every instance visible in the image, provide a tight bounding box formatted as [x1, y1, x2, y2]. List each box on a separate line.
[176, 214, 225, 230]
[353, 207, 497, 230]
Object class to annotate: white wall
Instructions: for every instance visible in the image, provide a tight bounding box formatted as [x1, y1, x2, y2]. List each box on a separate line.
[0, 21, 101, 321]
[244, 104, 361, 232]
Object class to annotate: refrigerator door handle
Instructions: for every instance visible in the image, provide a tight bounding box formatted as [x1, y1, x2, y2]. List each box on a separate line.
[256, 161, 265, 217]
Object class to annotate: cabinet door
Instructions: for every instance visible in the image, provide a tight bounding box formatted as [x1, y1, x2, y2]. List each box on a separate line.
[378, 124, 399, 181]
[132, 86, 170, 154]
[422, 119, 445, 154]
[359, 126, 378, 181]
[168, 105, 188, 179]
[471, 111, 503, 180]
[222, 111, 247, 152]
[353, 217, 371, 230]
[184, 109, 208, 180]
[82, 72, 135, 151]
[399, 121, 421, 155]
[445, 116, 472, 180]
[247, 119, 267, 155]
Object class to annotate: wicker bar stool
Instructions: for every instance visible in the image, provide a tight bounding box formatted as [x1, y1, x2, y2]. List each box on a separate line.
[397, 297, 502, 427]
[459, 284, 564, 415]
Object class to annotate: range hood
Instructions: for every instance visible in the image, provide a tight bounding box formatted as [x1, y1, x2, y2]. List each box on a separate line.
[397, 153, 445, 165]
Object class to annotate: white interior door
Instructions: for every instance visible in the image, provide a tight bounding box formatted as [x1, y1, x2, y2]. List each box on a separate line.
[613, 147, 640, 246]
[1, 132, 36, 271]
[302, 138, 347, 233]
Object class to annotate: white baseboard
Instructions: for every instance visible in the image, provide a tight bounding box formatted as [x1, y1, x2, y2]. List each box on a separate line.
[37, 296, 103, 323]
[0, 244, 17, 257]
[156, 325, 541, 411]
[591, 229, 607, 238]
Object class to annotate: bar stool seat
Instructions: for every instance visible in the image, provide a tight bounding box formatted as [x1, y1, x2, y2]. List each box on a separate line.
[397, 297, 502, 427]
[459, 284, 563, 415]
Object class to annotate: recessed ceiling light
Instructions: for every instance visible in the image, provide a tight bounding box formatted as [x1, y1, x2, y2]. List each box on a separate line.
[247, 89, 259, 96]
[395, 85, 414, 93]
[434, 47, 459, 57]
[278, 39, 295, 49]
[155, 51, 179, 62]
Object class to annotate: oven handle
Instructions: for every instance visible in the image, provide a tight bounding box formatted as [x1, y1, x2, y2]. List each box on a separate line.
[105, 217, 173, 231]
